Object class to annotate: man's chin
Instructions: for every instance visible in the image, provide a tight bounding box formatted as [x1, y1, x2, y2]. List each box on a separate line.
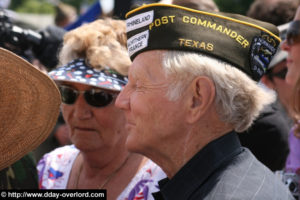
[125, 134, 143, 154]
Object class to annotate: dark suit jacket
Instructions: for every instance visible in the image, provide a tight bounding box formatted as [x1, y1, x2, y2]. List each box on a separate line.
[153, 132, 294, 200]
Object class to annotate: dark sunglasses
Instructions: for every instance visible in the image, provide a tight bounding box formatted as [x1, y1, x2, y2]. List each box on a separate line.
[267, 67, 288, 80]
[286, 20, 300, 46]
[58, 85, 117, 108]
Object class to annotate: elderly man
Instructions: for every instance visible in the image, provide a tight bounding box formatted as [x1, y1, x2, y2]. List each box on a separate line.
[116, 4, 294, 200]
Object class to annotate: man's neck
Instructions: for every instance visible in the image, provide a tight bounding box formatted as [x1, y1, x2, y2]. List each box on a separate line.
[148, 122, 233, 178]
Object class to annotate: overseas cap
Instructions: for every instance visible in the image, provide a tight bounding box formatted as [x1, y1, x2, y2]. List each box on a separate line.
[125, 3, 281, 81]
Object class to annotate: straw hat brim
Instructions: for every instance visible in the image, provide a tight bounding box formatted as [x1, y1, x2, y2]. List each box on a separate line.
[0, 48, 61, 170]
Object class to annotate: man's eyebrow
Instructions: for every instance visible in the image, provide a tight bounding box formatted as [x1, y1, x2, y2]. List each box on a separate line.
[129, 68, 138, 80]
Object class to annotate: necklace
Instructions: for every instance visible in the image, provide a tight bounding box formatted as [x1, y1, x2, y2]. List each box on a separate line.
[75, 153, 131, 189]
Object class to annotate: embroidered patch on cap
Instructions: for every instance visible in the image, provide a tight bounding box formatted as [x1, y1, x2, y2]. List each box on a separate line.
[125, 3, 281, 81]
[48, 59, 128, 91]
[250, 35, 278, 80]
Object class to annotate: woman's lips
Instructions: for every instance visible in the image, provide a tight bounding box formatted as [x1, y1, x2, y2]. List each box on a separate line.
[286, 59, 293, 67]
[74, 127, 96, 132]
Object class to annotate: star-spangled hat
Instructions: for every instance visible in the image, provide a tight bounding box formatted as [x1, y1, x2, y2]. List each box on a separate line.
[49, 58, 128, 91]
[125, 3, 281, 81]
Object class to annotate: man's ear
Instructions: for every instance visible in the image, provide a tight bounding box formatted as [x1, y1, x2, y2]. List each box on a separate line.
[185, 76, 215, 124]
[261, 75, 275, 89]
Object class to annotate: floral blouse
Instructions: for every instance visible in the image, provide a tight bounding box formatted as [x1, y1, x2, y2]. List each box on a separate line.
[37, 145, 166, 200]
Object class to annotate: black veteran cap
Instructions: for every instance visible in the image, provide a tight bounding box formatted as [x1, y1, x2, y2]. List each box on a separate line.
[125, 3, 281, 81]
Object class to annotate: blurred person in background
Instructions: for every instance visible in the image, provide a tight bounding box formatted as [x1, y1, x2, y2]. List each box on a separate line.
[37, 18, 165, 199]
[239, 0, 300, 171]
[282, 6, 300, 86]
[267, 5, 300, 199]
[54, 2, 77, 28]
[159, 0, 219, 11]
[247, 0, 298, 26]
[30, 24, 71, 161]
[239, 23, 292, 171]
[246, 0, 298, 124]
[280, 5, 300, 174]
[113, 0, 160, 19]
[261, 24, 292, 119]
[291, 78, 300, 129]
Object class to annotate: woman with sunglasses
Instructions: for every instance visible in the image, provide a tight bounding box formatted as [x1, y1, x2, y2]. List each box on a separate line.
[275, 7, 300, 196]
[279, 76, 300, 198]
[37, 19, 165, 199]
[281, 6, 300, 86]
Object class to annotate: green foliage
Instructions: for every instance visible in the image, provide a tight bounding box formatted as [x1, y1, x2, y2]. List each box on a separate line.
[9, 0, 55, 14]
[9, 0, 95, 14]
[214, 0, 254, 15]
[61, 0, 95, 12]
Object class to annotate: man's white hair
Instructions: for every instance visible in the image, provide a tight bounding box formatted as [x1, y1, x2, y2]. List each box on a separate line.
[161, 51, 275, 132]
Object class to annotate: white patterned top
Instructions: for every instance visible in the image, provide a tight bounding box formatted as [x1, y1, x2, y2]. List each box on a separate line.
[37, 145, 166, 200]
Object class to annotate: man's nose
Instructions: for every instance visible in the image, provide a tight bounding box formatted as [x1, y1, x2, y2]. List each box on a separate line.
[115, 87, 130, 110]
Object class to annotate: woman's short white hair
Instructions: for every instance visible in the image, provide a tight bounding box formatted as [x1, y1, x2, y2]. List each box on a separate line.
[161, 50, 275, 132]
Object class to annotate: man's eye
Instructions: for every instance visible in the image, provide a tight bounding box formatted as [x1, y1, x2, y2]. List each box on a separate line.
[136, 82, 144, 89]
[126, 80, 135, 88]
